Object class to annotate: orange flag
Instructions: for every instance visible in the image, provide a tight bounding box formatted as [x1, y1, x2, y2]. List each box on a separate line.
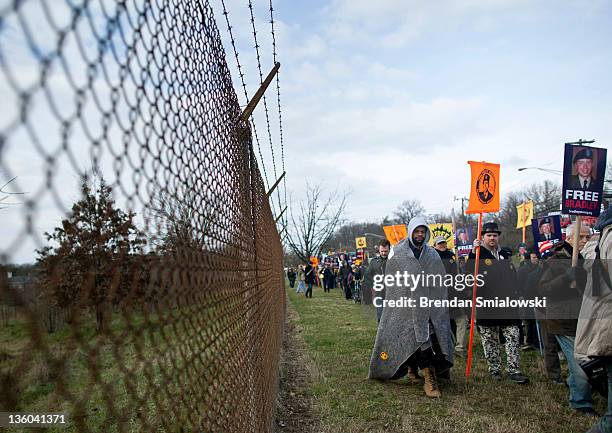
[382, 224, 407, 246]
[466, 161, 500, 214]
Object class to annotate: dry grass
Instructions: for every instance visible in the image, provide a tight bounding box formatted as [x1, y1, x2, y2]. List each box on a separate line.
[287, 283, 605, 433]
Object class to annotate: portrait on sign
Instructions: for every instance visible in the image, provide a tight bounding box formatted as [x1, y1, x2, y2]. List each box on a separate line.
[531, 215, 562, 253]
[562, 144, 607, 217]
[476, 169, 496, 204]
[466, 161, 500, 214]
[455, 226, 473, 257]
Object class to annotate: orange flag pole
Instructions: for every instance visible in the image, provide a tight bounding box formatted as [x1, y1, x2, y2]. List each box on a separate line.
[465, 212, 483, 379]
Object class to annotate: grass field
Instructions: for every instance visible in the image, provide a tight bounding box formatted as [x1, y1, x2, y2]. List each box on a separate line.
[0, 302, 251, 432]
[285, 283, 605, 433]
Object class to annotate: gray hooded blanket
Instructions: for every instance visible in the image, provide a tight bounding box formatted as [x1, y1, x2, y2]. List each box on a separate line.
[368, 216, 454, 379]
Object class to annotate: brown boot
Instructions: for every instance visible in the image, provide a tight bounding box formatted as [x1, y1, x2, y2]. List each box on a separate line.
[422, 367, 441, 398]
[407, 366, 421, 384]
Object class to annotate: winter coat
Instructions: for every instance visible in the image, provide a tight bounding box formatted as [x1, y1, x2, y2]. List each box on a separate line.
[466, 245, 521, 327]
[537, 241, 586, 336]
[575, 220, 612, 359]
[436, 249, 457, 276]
[287, 270, 297, 282]
[435, 248, 464, 317]
[304, 265, 315, 284]
[362, 256, 388, 305]
[323, 268, 334, 281]
[368, 216, 453, 380]
[340, 266, 352, 284]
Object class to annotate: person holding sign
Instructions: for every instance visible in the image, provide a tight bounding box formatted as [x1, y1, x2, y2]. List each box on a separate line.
[537, 222, 595, 416]
[467, 222, 529, 384]
[575, 209, 612, 433]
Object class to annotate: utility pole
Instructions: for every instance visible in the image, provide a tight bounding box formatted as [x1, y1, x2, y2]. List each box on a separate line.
[454, 196, 469, 227]
[564, 139, 595, 146]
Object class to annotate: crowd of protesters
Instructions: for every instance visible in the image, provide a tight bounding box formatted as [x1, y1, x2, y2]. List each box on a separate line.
[287, 256, 367, 302]
[286, 207, 612, 432]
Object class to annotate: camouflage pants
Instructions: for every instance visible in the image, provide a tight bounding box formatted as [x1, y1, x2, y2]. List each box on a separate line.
[478, 325, 521, 375]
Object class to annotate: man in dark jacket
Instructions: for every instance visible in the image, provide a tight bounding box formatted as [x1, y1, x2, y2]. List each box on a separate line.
[287, 267, 297, 288]
[323, 264, 335, 292]
[538, 223, 596, 416]
[304, 262, 316, 298]
[466, 222, 529, 384]
[340, 261, 353, 300]
[362, 239, 391, 322]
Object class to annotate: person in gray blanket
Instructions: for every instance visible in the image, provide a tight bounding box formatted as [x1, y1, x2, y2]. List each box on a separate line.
[368, 216, 453, 398]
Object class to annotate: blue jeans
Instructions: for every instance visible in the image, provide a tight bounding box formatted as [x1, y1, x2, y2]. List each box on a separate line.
[555, 335, 593, 409]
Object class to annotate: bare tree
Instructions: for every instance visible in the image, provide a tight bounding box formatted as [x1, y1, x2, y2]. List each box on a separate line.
[427, 212, 453, 224]
[285, 183, 347, 263]
[321, 221, 386, 255]
[393, 199, 426, 225]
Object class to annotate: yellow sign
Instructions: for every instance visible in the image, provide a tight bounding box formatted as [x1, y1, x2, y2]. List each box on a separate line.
[466, 161, 500, 214]
[383, 224, 407, 246]
[516, 201, 534, 229]
[428, 223, 455, 249]
[355, 237, 367, 249]
[310, 257, 318, 267]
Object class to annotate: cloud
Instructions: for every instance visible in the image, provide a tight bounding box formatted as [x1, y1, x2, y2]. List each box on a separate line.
[321, 0, 536, 47]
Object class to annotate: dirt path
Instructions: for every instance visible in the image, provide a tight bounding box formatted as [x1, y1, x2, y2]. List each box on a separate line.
[274, 302, 320, 433]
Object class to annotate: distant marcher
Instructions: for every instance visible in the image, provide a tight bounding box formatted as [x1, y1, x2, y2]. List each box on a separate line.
[296, 265, 306, 294]
[363, 239, 391, 322]
[304, 262, 315, 298]
[287, 267, 297, 288]
[340, 261, 353, 300]
[323, 264, 335, 292]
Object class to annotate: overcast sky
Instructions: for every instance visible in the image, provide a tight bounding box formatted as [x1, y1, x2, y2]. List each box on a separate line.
[1, 0, 611, 263]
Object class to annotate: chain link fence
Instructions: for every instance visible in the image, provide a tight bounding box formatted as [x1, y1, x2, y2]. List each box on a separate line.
[0, 0, 285, 431]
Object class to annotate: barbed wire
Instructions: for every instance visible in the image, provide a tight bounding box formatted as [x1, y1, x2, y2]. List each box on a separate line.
[219, 0, 274, 216]
[268, 0, 287, 232]
[247, 0, 282, 219]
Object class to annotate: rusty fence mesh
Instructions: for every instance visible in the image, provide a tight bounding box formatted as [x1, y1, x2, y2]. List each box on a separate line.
[0, 0, 286, 432]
